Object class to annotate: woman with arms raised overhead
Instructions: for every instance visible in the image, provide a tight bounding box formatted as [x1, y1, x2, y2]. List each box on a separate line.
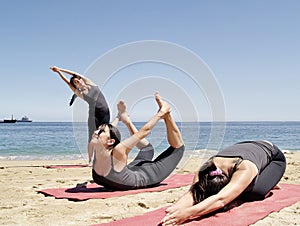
[50, 66, 110, 142]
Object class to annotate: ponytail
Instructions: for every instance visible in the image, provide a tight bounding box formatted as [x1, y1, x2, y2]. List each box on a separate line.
[69, 94, 77, 106]
[69, 75, 81, 106]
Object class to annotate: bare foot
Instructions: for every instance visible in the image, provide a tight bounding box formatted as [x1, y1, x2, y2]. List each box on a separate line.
[155, 92, 171, 118]
[117, 100, 130, 123]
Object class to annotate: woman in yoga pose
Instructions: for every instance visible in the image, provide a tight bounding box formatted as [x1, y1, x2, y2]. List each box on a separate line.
[50, 66, 110, 142]
[161, 140, 286, 225]
[89, 93, 185, 190]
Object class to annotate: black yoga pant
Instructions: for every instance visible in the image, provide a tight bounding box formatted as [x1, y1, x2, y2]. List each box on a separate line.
[127, 143, 154, 167]
[247, 145, 286, 200]
[129, 144, 185, 186]
[88, 107, 110, 141]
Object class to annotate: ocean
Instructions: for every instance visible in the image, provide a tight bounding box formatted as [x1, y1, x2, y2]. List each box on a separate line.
[0, 121, 299, 161]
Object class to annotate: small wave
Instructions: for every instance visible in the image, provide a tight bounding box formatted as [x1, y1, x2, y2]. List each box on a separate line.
[0, 154, 88, 161]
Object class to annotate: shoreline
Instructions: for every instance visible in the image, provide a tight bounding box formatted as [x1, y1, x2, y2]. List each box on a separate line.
[0, 151, 299, 225]
[0, 148, 299, 162]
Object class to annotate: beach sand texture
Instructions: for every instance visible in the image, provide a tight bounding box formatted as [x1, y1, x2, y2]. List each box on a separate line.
[0, 152, 299, 226]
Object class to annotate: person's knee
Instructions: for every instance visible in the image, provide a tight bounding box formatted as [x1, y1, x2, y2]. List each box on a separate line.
[175, 144, 185, 155]
[245, 192, 266, 201]
[141, 143, 154, 151]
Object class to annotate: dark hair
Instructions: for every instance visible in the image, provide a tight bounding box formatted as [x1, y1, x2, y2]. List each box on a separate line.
[190, 160, 229, 204]
[69, 75, 81, 106]
[70, 75, 81, 89]
[98, 123, 121, 149]
[69, 94, 77, 106]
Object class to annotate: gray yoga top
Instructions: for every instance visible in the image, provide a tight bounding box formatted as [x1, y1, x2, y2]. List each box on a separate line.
[92, 144, 185, 190]
[82, 85, 109, 111]
[213, 140, 285, 198]
[93, 153, 150, 190]
[215, 140, 276, 173]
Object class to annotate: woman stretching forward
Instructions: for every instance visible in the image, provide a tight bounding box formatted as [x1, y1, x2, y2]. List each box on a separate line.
[89, 93, 185, 190]
[161, 140, 286, 225]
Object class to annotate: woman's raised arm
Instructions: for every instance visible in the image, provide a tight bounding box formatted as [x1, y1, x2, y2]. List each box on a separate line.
[57, 67, 95, 86]
[50, 66, 76, 92]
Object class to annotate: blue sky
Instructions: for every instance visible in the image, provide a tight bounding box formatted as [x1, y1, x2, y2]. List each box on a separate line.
[0, 1, 299, 122]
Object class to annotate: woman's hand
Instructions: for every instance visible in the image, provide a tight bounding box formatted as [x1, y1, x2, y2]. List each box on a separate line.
[161, 205, 191, 226]
[117, 100, 131, 124]
[50, 66, 59, 72]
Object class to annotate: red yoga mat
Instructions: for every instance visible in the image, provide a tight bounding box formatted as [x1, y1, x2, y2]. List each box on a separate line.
[38, 174, 194, 201]
[43, 164, 89, 169]
[97, 183, 300, 226]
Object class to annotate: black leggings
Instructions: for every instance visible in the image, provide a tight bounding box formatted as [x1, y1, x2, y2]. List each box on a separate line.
[129, 144, 185, 187]
[246, 145, 286, 200]
[127, 143, 155, 167]
[88, 106, 110, 141]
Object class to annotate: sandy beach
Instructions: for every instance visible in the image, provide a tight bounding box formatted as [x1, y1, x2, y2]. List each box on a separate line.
[0, 151, 299, 226]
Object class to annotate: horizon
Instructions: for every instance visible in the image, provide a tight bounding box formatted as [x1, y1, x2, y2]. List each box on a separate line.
[4, 120, 300, 123]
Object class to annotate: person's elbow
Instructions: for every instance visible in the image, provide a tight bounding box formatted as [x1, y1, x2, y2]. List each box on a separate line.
[215, 194, 234, 209]
[215, 198, 227, 209]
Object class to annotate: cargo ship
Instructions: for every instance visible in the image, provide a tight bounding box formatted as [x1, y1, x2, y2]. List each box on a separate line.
[17, 116, 32, 122]
[0, 115, 17, 123]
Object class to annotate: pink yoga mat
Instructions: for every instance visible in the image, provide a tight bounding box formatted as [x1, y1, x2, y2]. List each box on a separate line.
[38, 174, 194, 201]
[98, 183, 300, 226]
[43, 164, 89, 169]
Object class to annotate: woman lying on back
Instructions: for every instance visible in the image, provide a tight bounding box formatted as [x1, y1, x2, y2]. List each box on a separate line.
[89, 93, 185, 190]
